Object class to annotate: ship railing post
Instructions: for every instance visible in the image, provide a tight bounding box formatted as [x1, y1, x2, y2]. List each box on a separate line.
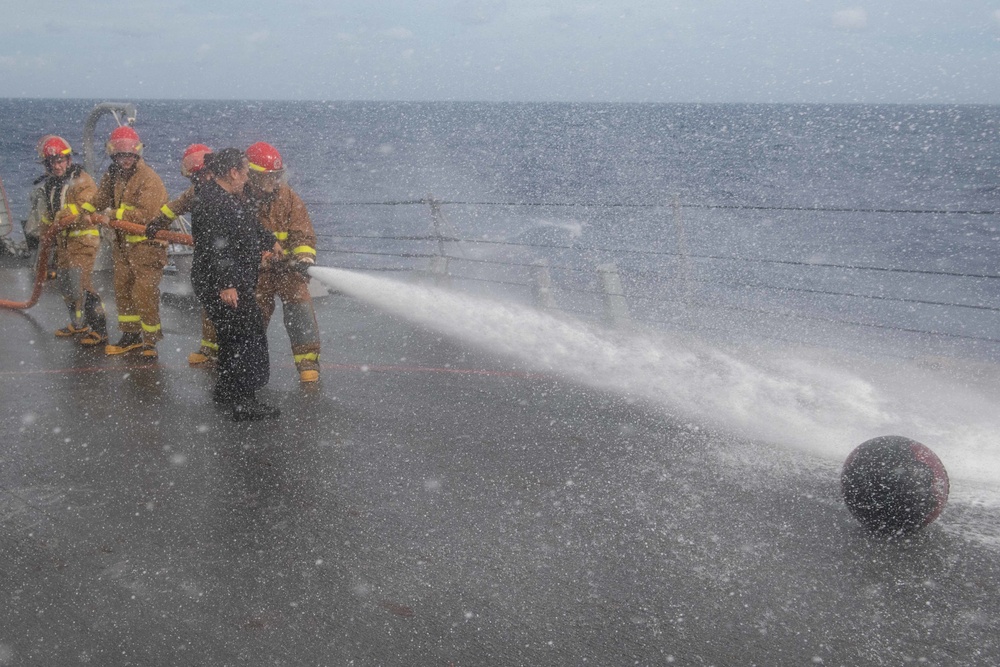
[598, 262, 631, 328]
[425, 194, 450, 287]
[672, 194, 692, 308]
[532, 259, 555, 309]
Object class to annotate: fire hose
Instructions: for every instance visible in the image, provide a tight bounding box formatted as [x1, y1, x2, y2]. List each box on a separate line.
[0, 218, 193, 310]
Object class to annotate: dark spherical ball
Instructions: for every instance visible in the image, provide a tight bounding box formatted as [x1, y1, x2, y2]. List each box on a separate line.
[841, 435, 949, 535]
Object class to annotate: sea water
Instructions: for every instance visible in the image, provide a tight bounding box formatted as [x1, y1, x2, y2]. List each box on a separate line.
[2, 100, 997, 234]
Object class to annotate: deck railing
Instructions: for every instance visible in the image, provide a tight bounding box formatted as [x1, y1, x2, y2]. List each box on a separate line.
[307, 196, 1000, 362]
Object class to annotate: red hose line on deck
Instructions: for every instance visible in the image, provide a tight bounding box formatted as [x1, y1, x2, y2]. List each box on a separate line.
[0, 219, 193, 311]
[0, 223, 60, 310]
[106, 219, 194, 247]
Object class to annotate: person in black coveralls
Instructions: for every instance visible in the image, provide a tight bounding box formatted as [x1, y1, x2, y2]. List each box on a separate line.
[191, 148, 281, 421]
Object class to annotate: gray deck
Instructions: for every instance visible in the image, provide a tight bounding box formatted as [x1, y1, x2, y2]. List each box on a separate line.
[1, 264, 998, 666]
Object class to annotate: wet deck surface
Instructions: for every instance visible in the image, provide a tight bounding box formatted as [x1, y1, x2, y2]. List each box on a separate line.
[1, 264, 999, 666]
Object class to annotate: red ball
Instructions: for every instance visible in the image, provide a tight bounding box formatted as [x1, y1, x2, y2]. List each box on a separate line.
[841, 435, 949, 534]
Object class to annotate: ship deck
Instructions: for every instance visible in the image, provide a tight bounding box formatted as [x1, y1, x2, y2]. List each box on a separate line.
[1, 262, 999, 666]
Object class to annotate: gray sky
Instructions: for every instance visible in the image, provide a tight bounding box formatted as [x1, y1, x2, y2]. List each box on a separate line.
[2, 0, 999, 103]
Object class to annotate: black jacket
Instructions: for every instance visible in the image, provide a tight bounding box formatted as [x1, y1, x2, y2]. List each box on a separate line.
[191, 180, 272, 301]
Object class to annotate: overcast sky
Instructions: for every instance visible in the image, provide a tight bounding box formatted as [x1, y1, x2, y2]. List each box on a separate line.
[2, 0, 999, 103]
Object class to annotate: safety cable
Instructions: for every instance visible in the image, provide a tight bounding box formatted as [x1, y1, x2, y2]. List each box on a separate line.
[319, 243, 1000, 314]
[625, 270, 1000, 313]
[310, 199, 429, 207]
[441, 271, 1000, 317]
[319, 234, 1000, 280]
[322, 264, 412, 273]
[306, 198, 1000, 217]
[318, 233, 457, 242]
[633, 313, 920, 361]
[318, 257, 1000, 345]
[330, 248, 437, 260]
[456, 238, 1000, 280]
[367, 256, 997, 349]
[442, 254, 585, 273]
[660, 298, 1000, 344]
[440, 274, 534, 290]
[324, 252, 999, 344]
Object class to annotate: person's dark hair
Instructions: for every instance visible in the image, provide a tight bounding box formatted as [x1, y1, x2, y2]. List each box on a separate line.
[203, 148, 246, 177]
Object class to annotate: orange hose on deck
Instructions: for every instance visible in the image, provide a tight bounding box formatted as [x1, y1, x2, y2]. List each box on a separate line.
[0, 218, 194, 310]
[0, 222, 61, 310]
[105, 219, 194, 247]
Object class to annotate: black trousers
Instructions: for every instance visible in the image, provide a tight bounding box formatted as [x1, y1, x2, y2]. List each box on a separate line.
[200, 289, 270, 400]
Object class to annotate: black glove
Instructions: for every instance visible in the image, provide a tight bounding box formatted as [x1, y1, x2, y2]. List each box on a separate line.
[144, 217, 172, 239]
[292, 255, 315, 276]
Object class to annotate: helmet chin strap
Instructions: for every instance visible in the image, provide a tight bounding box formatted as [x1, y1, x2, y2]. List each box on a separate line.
[110, 158, 137, 178]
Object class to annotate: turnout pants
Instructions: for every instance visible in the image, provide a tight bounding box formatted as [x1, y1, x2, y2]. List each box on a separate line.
[197, 309, 218, 356]
[256, 268, 321, 373]
[55, 233, 107, 335]
[111, 236, 167, 344]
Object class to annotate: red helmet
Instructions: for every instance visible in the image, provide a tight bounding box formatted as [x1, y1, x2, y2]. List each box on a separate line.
[106, 126, 143, 157]
[180, 143, 212, 178]
[38, 135, 73, 161]
[246, 141, 284, 173]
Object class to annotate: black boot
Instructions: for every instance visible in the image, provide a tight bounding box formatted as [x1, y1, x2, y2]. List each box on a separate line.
[106, 332, 143, 355]
[232, 395, 280, 422]
[213, 388, 235, 405]
[80, 292, 108, 346]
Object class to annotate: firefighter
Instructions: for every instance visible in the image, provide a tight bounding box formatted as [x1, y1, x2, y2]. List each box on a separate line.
[32, 135, 108, 345]
[145, 143, 219, 366]
[245, 141, 321, 383]
[90, 126, 169, 359]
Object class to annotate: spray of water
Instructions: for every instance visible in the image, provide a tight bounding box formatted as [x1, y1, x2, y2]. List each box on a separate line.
[310, 267, 1000, 492]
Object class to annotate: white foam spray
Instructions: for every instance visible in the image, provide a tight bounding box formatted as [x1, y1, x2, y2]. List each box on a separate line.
[311, 267, 1000, 495]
